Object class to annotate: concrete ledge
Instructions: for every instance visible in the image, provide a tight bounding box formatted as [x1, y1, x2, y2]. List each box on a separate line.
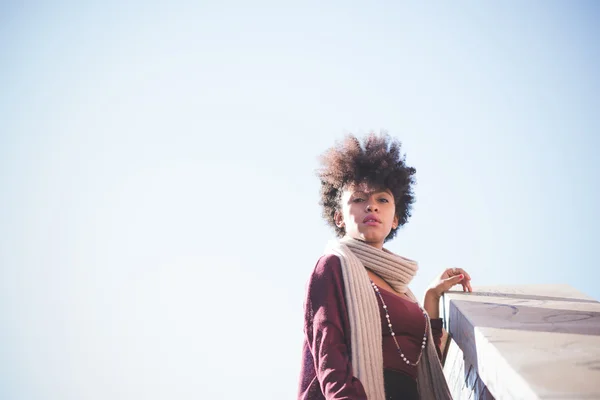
[441, 284, 600, 399]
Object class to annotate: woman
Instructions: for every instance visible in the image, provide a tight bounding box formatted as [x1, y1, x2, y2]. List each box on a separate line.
[298, 133, 473, 400]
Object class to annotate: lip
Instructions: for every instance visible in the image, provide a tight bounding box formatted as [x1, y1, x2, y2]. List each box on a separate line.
[363, 214, 381, 225]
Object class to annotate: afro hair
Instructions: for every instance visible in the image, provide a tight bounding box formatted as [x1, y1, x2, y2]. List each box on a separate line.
[317, 132, 416, 242]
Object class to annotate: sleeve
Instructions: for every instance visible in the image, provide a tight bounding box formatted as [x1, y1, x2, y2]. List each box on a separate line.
[303, 255, 368, 399]
[430, 318, 444, 360]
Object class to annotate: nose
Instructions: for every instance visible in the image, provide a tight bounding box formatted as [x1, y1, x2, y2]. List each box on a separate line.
[366, 201, 378, 212]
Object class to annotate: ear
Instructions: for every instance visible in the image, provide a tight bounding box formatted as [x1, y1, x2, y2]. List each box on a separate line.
[334, 210, 344, 228]
[392, 215, 399, 229]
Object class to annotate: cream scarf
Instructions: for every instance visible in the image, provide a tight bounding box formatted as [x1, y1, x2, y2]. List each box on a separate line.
[325, 237, 452, 400]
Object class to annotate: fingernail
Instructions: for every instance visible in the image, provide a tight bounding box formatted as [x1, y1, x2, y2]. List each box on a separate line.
[459, 274, 464, 279]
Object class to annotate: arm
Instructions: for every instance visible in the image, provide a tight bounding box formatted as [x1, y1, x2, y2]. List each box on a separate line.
[424, 267, 473, 360]
[423, 288, 441, 319]
[424, 289, 444, 360]
[304, 255, 367, 399]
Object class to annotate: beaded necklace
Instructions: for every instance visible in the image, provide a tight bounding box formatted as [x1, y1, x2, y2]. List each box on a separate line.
[370, 280, 428, 366]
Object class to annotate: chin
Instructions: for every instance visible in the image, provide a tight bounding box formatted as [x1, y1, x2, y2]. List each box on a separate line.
[361, 235, 385, 244]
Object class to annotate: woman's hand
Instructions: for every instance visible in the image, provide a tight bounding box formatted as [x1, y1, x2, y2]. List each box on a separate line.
[427, 267, 473, 300]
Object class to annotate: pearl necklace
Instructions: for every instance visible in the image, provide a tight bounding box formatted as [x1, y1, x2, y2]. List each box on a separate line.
[370, 280, 428, 366]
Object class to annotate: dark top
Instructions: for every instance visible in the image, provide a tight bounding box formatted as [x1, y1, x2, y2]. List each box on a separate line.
[298, 254, 444, 400]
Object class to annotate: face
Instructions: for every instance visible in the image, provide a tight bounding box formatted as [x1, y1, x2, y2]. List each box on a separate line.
[334, 182, 399, 249]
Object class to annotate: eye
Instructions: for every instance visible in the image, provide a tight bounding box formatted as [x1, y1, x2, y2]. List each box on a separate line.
[352, 197, 365, 203]
[378, 198, 390, 203]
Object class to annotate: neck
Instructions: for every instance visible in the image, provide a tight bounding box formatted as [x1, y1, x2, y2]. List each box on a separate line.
[345, 235, 384, 250]
[336, 237, 419, 294]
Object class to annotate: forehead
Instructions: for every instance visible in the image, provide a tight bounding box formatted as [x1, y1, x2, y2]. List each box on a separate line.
[343, 181, 392, 195]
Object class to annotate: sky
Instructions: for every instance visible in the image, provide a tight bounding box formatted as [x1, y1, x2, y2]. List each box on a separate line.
[1, 1, 599, 399]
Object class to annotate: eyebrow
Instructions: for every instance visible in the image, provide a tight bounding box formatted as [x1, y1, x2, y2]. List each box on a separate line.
[352, 190, 391, 196]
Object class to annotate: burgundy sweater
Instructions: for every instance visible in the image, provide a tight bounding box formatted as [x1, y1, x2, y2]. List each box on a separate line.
[298, 254, 443, 400]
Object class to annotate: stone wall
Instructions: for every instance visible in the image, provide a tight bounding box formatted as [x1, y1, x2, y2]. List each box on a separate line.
[441, 284, 600, 400]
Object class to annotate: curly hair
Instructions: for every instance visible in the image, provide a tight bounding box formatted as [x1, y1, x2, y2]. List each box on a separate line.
[317, 132, 416, 242]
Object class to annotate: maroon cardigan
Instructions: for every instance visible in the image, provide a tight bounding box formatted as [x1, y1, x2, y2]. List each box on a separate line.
[298, 254, 443, 400]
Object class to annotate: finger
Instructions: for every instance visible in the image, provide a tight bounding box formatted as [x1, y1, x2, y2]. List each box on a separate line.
[461, 276, 468, 292]
[461, 277, 472, 293]
[446, 271, 465, 282]
[451, 268, 472, 292]
[443, 268, 455, 279]
[457, 269, 473, 292]
[453, 268, 471, 281]
[443, 274, 465, 291]
[446, 273, 464, 282]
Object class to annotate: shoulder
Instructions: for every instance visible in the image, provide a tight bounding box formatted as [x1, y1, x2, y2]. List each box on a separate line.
[306, 254, 343, 290]
[304, 254, 348, 314]
[313, 254, 342, 275]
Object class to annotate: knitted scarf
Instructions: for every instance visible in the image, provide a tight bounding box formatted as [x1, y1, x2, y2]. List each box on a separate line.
[325, 237, 452, 400]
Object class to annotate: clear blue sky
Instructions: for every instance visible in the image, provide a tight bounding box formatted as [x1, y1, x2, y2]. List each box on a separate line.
[1, 1, 599, 399]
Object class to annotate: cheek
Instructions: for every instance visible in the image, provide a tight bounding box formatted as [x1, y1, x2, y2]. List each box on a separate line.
[338, 207, 352, 224]
[387, 208, 397, 224]
[346, 203, 361, 216]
